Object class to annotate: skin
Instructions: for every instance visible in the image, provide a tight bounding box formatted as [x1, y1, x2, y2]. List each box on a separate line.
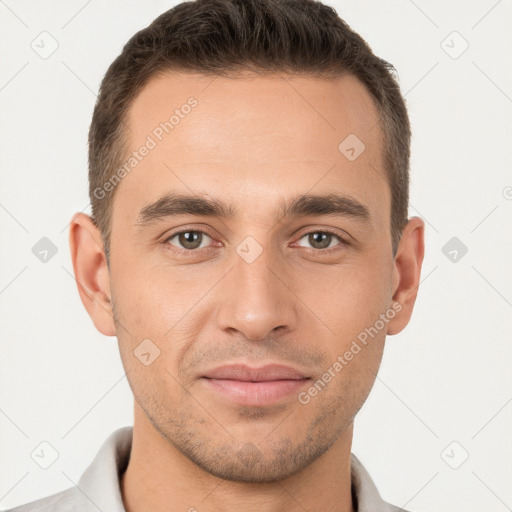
[70, 71, 424, 512]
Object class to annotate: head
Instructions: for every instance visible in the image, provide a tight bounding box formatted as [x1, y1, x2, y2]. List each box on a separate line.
[71, 0, 424, 483]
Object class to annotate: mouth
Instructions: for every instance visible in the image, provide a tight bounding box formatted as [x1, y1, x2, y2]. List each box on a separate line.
[201, 363, 312, 407]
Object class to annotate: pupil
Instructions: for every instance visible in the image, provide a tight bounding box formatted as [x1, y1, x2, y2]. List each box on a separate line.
[310, 232, 330, 249]
[180, 231, 201, 249]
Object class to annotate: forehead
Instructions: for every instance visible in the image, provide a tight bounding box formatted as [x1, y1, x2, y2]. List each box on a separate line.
[127, 71, 381, 156]
[115, 71, 388, 229]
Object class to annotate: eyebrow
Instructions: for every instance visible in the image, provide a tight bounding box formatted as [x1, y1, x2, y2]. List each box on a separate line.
[135, 192, 371, 227]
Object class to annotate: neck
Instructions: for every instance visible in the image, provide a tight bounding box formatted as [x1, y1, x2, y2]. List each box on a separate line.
[121, 403, 354, 512]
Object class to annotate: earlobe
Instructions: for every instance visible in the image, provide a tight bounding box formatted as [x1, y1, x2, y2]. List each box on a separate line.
[387, 216, 425, 336]
[69, 213, 116, 336]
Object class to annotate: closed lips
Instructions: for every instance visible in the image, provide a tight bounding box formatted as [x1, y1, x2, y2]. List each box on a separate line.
[202, 364, 310, 382]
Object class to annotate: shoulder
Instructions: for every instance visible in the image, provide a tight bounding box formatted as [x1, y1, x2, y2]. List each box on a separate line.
[3, 486, 93, 512]
[350, 453, 412, 512]
[4, 426, 133, 512]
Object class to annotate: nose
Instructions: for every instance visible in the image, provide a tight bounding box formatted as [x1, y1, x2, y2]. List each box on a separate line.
[215, 246, 299, 342]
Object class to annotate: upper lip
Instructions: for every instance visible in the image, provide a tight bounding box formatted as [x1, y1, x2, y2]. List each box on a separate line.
[203, 364, 309, 382]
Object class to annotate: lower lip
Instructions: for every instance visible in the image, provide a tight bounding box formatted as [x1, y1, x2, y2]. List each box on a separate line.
[202, 377, 311, 407]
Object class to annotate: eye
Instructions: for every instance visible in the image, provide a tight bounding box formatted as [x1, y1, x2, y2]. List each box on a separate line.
[162, 227, 350, 257]
[164, 230, 214, 252]
[295, 230, 349, 251]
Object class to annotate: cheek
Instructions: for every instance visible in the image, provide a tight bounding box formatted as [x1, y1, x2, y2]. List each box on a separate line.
[302, 259, 392, 341]
[299, 258, 390, 410]
[308, 318, 386, 411]
[123, 352, 187, 425]
[110, 258, 198, 332]
[295, 333, 384, 437]
[110, 262, 217, 379]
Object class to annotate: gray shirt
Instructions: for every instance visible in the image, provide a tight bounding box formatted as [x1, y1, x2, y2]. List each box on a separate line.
[5, 426, 409, 512]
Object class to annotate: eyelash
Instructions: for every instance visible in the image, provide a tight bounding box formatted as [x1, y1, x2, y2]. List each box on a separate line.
[162, 227, 350, 256]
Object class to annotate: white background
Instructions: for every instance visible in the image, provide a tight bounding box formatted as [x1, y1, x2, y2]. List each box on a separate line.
[1, 1, 511, 510]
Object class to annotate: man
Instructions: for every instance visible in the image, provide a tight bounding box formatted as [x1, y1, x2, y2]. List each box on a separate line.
[8, 0, 424, 510]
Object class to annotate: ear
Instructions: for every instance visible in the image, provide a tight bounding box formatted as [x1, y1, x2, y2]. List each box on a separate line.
[69, 212, 116, 336]
[387, 216, 425, 336]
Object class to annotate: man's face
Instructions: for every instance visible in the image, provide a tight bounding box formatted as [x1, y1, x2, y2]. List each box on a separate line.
[108, 71, 398, 481]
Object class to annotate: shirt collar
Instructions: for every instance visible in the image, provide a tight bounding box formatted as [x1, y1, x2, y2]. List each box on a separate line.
[77, 426, 402, 512]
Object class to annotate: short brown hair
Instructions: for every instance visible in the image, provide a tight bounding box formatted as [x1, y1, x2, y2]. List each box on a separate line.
[89, 0, 410, 263]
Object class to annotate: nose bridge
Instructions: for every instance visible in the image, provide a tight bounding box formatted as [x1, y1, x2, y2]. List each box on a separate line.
[215, 240, 297, 341]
